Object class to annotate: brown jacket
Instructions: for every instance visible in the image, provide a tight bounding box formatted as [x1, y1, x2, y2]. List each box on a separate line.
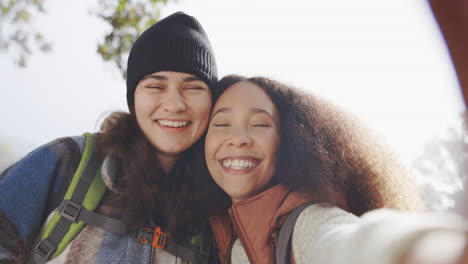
[210, 185, 313, 264]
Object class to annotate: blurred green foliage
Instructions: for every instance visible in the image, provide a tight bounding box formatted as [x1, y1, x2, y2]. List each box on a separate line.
[0, 0, 51, 67]
[0, 0, 169, 76]
[94, 0, 168, 78]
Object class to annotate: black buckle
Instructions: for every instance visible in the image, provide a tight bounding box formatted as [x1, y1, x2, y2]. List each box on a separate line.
[60, 200, 82, 222]
[34, 238, 56, 261]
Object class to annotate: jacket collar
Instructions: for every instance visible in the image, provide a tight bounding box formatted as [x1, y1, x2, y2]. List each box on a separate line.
[210, 185, 313, 264]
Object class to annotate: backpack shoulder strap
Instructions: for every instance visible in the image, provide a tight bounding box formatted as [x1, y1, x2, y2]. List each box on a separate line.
[134, 223, 219, 264]
[32, 133, 107, 263]
[275, 201, 315, 264]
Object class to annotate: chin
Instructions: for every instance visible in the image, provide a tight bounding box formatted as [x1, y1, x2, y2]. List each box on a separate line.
[155, 143, 188, 154]
[227, 190, 251, 202]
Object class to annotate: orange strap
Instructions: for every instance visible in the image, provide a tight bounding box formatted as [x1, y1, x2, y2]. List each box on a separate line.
[152, 226, 167, 249]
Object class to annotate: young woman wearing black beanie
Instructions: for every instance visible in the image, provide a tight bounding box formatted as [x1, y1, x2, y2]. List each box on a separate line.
[0, 12, 221, 264]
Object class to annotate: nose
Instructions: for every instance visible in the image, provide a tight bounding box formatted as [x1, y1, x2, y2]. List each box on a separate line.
[164, 90, 186, 113]
[228, 128, 252, 148]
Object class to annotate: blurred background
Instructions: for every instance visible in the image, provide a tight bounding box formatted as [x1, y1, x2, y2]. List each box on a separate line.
[0, 0, 466, 214]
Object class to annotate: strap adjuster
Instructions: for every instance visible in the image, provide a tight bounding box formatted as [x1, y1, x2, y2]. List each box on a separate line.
[137, 226, 167, 249]
[34, 238, 56, 261]
[152, 226, 167, 249]
[60, 200, 82, 222]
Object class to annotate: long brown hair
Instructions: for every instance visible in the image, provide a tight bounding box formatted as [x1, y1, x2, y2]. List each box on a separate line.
[95, 111, 219, 242]
[213, 75, 424, 215]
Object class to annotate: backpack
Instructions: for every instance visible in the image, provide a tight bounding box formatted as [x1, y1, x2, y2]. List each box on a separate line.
[31, 133, 218, 264]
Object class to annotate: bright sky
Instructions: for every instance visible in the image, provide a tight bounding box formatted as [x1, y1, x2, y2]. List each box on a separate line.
[0, 0, 466, 174]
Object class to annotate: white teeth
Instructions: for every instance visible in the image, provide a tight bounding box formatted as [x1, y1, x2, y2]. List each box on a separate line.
[158, 120, 189, 127]
[222, 159, 257, 170]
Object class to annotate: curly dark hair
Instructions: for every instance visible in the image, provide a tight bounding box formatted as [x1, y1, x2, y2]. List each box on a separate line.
[213, 75, 424, 215]
[95, 111, 220, 243]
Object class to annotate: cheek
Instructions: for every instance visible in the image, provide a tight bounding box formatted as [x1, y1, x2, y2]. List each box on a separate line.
[271, 138, 280, 160]
[133, 98, 146, 123]
[134, 94, 154, 116]
[262, 134, 280, 176]
[205, 131, 223, 175]
[204, 131, 217, 162]
[190, 97, 212, 123]
[198, 109, 211, 128]
[265, 132, 281, 157]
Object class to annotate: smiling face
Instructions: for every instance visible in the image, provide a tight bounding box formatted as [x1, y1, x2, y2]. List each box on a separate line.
[205, 81, 280, 203]
[134, 71, 212, 170]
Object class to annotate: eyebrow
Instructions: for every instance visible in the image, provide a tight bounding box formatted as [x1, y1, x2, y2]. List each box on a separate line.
[211, 107, 273, 118]
[141, 74, 203, 83]
[142, 74, 167, 81]
[182, 76, 203, 82]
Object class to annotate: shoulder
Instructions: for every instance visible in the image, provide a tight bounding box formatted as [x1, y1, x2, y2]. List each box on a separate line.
[39, 135, 86, 156]
[0, 135, 89, 260]
[295, 204, 359, 230]
[1, 135, 86, 176]
[291, 204, 359, 264]
[21, 135, 85, 163]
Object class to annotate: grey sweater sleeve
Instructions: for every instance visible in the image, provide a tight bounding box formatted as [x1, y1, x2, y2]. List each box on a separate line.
[292, 205, 468, 264]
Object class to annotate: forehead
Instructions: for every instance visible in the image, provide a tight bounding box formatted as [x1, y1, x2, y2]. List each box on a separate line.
[214, 81, 275, 110]
[142, 71, 200, 80]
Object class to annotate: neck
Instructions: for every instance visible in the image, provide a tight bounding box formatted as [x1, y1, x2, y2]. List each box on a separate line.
[156, 152, 179, 173]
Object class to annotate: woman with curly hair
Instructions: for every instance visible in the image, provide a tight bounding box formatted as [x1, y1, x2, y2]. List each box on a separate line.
[209, 75, 424, 215]
[205, 75, 467, 264]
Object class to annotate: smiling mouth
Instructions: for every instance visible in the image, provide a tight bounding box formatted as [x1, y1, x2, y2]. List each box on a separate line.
[219, 158, 260, 170]
[157, 120, 191, 128]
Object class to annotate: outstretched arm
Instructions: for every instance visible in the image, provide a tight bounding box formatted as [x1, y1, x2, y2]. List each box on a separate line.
[292, 205, 467, 264]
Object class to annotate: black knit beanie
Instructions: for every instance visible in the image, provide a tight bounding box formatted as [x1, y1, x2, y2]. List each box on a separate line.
[126, 11, 218, 111]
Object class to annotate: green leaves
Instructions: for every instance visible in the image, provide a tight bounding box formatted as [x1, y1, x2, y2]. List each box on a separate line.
[0, 0, 169, 74]
[0, 0, 51, 67]
[93, 0, 169, 77]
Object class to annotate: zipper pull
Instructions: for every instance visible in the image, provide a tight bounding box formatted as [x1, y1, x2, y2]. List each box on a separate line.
[271, 231, 278, 247]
